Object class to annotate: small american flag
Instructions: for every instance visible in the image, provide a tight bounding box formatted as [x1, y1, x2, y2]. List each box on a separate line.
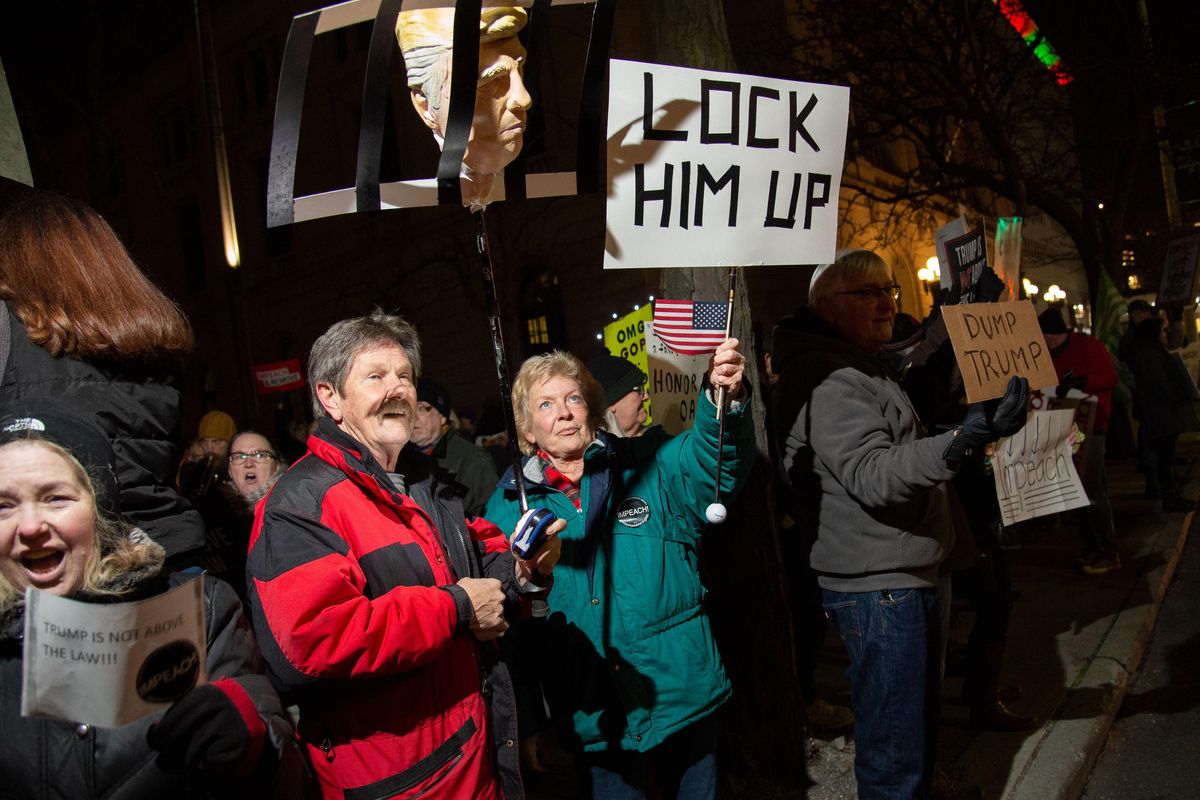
[652, 299, 729, 356]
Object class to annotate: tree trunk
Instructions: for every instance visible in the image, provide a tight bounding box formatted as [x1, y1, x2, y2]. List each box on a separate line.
[648, 2, 808, 796]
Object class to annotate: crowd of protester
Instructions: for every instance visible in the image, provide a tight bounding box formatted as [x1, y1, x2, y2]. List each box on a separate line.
[1, 193, 1193, 800]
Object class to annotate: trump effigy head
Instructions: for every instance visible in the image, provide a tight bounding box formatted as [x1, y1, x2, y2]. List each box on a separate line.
[396, 4, 531, 206]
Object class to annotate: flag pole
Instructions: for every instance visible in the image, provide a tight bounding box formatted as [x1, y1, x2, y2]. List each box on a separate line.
[706, 266, 738, 524]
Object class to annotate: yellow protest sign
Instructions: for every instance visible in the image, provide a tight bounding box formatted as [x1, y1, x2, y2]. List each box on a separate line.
[603, 305, 653, 424]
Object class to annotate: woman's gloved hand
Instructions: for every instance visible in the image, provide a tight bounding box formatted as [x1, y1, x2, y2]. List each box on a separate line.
[146, 678, 266, 779]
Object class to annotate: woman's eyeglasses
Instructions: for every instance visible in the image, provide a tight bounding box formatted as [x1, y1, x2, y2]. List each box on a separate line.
[229, 450, 277, 464]
[837, 284, 902, 301]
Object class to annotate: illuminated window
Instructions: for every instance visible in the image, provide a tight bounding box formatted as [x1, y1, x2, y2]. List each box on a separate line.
[1128, 274, 1142, 290]
[519, 267, 566, 356]
[1122, 249, 1136, 269]
[527, 316, 549, 345]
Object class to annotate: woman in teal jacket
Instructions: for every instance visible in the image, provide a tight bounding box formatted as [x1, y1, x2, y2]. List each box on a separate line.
[483, 342, 753, 799]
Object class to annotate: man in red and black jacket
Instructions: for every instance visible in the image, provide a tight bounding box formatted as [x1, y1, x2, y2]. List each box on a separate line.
[246, 310, 562, 800]
[1038, 307, 1122, 574]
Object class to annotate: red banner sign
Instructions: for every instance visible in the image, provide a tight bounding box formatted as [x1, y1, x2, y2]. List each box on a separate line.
[252, 359, 304, 394]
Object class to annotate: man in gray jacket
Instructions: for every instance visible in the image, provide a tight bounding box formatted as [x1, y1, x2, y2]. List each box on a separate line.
[771, 249, 1028, 799]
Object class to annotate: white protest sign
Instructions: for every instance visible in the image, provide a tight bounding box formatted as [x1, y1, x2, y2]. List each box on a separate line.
[22, 576, 207, 727]
[647, 335, 709, 435]
[605, 59, 849, 269]
[945, 225, 989, 303]
[934, 217, 968, 290]
[1030, 389, 1098, 479]
[1178, 341, 1200, 387]
[992, 409, 1091, 526]
[1156, 234, 1200, 306]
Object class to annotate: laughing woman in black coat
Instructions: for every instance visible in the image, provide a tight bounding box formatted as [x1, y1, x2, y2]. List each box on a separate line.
[0, 404, 305, 798]
[0, 193, 205, 560]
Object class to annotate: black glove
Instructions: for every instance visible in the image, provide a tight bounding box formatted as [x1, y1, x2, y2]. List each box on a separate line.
[147, 680, 261, 778]
[974, 267, 1007, 303]
[1054, 370, 1087, 399]
[944, 376, 1030, 464]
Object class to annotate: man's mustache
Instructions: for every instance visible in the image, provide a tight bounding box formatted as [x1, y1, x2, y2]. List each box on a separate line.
[379, 399, 413, 417]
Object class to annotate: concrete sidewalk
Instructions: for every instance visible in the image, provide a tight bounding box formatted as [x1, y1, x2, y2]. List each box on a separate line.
[807, 458, 1196, 800]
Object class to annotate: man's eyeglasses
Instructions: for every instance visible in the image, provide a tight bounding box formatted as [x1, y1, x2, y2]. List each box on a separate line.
[229, 450, 277, 464]
[837, 284, 902, 301]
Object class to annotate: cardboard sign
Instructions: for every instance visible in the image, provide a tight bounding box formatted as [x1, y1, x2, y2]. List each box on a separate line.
[647, 334, 709, 435]
[605, 59, 849, 269]
[944, 224, 988, 303]
[941, 300, 1059, 403]
[992, 408, 1090, 526]
[604, 305, 653, 424]
[1157, 234, 1200, 306]
[22, 577, 207, 727]
[253, 359, 304, 394]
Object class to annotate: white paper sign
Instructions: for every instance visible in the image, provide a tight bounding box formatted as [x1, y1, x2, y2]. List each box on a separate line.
[1157, 234, 1200, 306]
[992, 409, 1091, 526]
[605, 59, 849, 269]
[934, 217, 968, 290]
[647, 335, 709, 435]
[1030, 389, 1098, 479]
[22, 576, 207, 727]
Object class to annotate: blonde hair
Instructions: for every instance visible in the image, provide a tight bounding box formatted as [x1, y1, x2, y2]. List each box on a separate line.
[0, 440, 161, 609]
[395, 6, 528, 113]
[808, 249, 892, 309]
[512, 351, 604, 455]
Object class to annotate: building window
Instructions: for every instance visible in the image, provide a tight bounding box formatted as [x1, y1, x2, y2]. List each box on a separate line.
[176, 198, 207, 293]
[519, 267, 566, 356]
[527, 316, 549, 345]
[155, 105, 193, 169]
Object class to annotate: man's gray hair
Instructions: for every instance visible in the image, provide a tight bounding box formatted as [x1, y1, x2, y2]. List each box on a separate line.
[808, 249, 891, 309]
[403, 44, 450, 115]
[308, 310, 422, 419]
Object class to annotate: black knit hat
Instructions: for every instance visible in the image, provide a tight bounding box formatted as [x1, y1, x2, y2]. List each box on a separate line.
[1127, 299, 1153, 316]
[0, 399, 121, 516]
[1037, 307, 1069, 335]
[417, 379, 452, 420]
[587, 354, 648, 409]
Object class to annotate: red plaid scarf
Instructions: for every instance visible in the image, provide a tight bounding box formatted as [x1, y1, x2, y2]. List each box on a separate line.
[536, 449, 581, 509]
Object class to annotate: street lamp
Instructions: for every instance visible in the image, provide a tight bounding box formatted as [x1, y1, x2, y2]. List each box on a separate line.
[1023, 277, 1039, 297]
[1044, 284, 1067, 304]
[917, 257, 941, 294]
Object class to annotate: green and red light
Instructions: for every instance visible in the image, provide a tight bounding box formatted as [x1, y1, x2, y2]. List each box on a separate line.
[994, 0, 1073, 86]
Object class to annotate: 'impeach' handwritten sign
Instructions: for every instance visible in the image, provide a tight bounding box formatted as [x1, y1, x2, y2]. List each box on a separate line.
[941, 300, 1059, 403]
[992, 409, 1090, 526]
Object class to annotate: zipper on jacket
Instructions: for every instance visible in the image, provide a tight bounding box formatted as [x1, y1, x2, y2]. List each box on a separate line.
[320, 737, 335, 762]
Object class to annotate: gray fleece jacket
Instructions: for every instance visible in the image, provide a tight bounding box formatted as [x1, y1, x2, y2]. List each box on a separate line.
[771, 308, 958, 592]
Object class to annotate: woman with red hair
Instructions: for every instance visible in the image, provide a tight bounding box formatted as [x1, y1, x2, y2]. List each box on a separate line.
[0, 192, 204, 560]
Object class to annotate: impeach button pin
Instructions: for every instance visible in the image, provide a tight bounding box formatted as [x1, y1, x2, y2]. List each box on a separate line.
[136, 640, 201, 704]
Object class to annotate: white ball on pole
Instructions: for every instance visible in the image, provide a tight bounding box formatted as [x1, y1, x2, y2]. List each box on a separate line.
[705, 502, 728, 525]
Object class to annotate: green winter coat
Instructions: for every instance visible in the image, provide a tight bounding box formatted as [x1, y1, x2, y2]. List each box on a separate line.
[483, 389, 753, 753]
